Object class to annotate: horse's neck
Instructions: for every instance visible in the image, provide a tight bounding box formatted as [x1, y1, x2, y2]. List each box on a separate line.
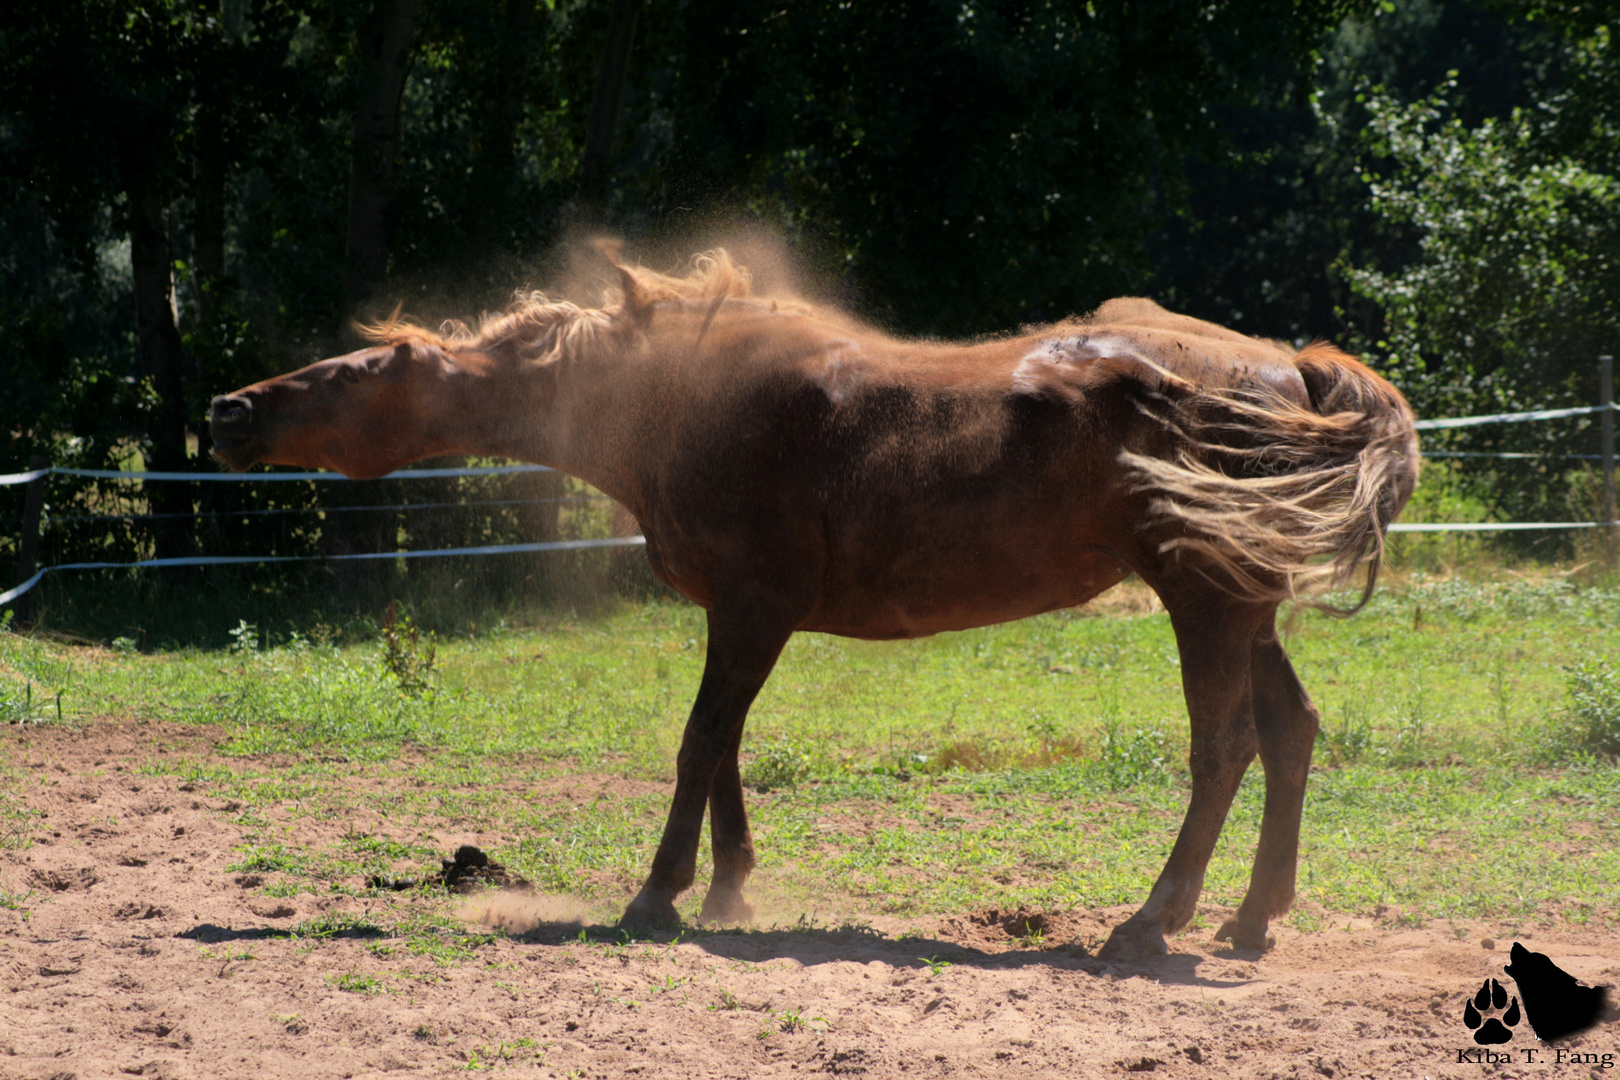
[517, 350, 652, 512]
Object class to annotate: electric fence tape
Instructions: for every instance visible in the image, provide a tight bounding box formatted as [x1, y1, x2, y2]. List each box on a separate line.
[6, 397, 1619, 604]
[0, 535, 647, 607]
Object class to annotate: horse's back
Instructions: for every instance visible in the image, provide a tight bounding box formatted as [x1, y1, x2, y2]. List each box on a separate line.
[1060, 299, 1309, 406]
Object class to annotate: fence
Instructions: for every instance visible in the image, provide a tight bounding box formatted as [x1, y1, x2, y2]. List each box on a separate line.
[3, 358, 1616, 617]
[0, 462, 639, 616]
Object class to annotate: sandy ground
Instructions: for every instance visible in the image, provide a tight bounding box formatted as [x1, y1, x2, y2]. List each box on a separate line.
[2, 721, 1617, 1080]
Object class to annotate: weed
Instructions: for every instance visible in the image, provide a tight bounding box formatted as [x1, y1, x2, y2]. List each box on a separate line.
[329, 970, 384, 994]
[774, 1008, 820, 1033]
[1490, 651, 1513, 729]
[402, 921, 496, 967]
[1289, 910, 1325, 933]
[464, 1037, 545, 1070]
[713, 986, 745, 1011]
[289, 912, 389, 940]
[0, 678, 64, 725]
[228, 620, 261, 655]
[648, 973, 689, 994]
[1321, 698, 1376, 766]
[380, 602, 437, 699]
[0, 889, 38, 913]
[919, 955, 953, 976]
[226, 844, 307, 875]
[1391, 661, 1432, 763]
[742, 737, 812, 792]
[1540, 651, 1620, 760]
[1096, 715, 1172, 790]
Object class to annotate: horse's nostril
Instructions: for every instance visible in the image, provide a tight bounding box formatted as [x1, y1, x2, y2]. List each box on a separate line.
[210, 395, 252, 427]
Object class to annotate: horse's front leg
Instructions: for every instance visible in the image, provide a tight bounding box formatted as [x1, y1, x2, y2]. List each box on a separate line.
[1098, 594, 1271, 962]
[620, 605, 793, 930]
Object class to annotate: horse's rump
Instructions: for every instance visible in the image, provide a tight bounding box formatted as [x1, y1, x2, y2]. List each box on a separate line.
[1121, 342, 1419, 613]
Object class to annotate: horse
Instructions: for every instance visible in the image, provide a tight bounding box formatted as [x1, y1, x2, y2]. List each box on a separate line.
[209, 248, 1419, 961]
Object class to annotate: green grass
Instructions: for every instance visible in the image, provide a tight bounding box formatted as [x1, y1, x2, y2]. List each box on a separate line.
[3, 573, 1619, 934]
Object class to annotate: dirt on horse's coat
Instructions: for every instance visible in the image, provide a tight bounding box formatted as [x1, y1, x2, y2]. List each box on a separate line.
[210, 247, 1419, 961]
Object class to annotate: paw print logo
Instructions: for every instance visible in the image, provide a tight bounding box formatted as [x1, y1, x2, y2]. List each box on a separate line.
[1463, 978, 1521, 1044]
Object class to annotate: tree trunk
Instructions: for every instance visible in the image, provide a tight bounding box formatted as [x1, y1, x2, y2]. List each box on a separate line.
[128, 173, 193, 559]
[344, 0, 424, 309]
[577, 0, 644, 217]
[332, 0, 422, 597]
[192, 93, 227, 475]
[468, 0, 539, 244]
[192, 113, 226, 333]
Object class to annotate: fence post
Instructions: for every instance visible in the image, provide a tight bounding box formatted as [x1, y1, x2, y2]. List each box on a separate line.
[1601, 355, 1616, 567]
[12, 455, 49, 625]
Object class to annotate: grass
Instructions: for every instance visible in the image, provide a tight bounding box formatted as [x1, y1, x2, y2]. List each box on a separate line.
[2, 571, 1620, 936]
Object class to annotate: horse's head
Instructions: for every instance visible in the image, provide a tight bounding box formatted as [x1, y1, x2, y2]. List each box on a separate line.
[210, 338, 473, 479]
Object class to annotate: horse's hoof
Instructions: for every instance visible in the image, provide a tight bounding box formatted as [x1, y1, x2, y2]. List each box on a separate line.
[619, 892, 680, 932]
[1214, 918, 1277, 952]
[697, 890, 756, 926]
[1097, 922, 1169, 963]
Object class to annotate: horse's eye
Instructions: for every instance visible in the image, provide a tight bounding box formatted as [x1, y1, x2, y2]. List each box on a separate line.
[341, 366, 361, 385]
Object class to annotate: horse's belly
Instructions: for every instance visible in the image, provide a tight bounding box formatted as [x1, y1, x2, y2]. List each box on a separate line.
[804, 550, 1132, 639]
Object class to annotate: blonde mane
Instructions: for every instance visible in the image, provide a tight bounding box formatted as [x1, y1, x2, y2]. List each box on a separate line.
[357, 249, 811, 364]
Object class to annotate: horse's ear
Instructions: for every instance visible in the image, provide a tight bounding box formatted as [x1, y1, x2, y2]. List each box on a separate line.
[615, 264, 653, 321]
[595, 238, 652, 322]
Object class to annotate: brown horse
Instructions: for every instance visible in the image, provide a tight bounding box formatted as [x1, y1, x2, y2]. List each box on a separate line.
[210, 250, 1418, 961]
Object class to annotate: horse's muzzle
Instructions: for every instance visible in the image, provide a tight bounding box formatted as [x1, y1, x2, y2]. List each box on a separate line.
[209, 394, 256, 468]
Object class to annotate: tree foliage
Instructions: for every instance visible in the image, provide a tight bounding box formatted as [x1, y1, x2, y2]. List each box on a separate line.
[1350, 27, 1620, 417]
[1346, 22, 1618, 535]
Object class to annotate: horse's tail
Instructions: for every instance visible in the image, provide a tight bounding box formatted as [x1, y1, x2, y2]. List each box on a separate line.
[1122, 342, 1420, 614]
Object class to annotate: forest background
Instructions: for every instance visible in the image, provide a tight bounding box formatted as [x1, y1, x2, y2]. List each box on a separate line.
[1, 0, 1617, 632]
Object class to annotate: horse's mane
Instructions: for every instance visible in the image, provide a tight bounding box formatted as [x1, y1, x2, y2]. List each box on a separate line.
[357, 249, 815, 364]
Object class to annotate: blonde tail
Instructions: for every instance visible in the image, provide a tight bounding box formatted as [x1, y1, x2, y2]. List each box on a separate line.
[1122, 344, 1420, 613]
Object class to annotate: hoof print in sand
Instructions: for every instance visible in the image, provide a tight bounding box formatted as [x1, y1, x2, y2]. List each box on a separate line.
[1463, 978, 1520, 1044]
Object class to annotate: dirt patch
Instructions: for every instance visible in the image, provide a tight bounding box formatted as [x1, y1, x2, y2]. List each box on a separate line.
[2, 720, 1617, 1079]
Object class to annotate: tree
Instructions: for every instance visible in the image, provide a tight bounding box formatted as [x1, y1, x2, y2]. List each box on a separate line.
[1348, 23, 1620, 532]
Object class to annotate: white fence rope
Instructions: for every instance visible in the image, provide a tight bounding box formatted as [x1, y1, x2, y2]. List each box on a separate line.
[1388, 521, 1613, 533]
[0, 536, 647, 607]
[0, 463, 553, 486]
[1412, 402, 1616, 431]
[5, 392, 1618, 605]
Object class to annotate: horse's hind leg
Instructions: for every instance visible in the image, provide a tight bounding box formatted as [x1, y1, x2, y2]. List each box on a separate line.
[1215, 629, 1319, 951]
[1098, 591, 1267, 962]
[699, 725, 757, 924]
[620, 605, 793, 930]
